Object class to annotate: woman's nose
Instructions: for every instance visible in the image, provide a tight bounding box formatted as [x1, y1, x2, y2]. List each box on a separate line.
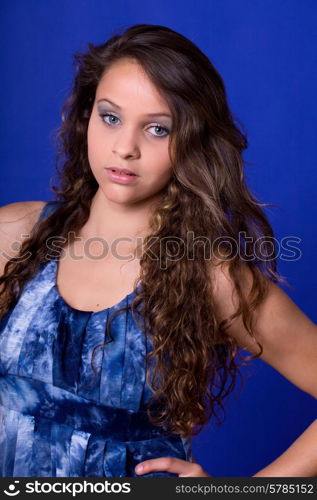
[111, 128, 140, 159]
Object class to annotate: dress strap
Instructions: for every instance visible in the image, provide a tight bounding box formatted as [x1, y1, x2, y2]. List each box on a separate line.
[38, 200, 65, 222]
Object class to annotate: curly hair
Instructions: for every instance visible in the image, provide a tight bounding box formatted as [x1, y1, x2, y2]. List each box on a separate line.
[0, 23, 288, 437]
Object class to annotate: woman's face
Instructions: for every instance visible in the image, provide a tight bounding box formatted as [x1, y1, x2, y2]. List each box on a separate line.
[87, 58, 173, 206]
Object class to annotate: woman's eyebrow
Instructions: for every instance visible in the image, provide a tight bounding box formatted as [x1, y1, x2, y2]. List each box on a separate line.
[96, 97, 172, 119]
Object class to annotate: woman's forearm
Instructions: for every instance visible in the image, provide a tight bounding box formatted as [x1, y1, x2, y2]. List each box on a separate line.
[252, 419, 317, 477]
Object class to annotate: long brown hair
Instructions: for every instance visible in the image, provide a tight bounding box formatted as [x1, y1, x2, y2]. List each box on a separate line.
[0, 24, 288, 437]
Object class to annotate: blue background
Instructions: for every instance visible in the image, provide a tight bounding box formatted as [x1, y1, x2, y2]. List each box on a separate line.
[1, 0, 316, 476]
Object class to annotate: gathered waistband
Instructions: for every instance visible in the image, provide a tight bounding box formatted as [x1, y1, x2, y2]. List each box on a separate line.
[0, 373, 169, 442]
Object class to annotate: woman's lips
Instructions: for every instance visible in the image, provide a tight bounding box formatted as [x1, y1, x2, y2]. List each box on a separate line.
[105, 168, 139, 184]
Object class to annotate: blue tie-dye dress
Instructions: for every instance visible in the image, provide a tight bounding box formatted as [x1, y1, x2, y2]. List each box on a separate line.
[0, 201, 193, 477]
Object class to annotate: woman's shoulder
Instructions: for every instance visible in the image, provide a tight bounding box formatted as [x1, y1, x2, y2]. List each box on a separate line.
[0, 200, 46, 220]
[0, 200, 47, 233]
[0, 200, 47, 276]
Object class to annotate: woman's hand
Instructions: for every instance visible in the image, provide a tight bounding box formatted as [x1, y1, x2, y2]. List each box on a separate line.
[135, 457, 211, 477]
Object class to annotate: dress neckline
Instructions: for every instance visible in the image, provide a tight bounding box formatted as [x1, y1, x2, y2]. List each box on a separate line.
[52, 257, 140, 315]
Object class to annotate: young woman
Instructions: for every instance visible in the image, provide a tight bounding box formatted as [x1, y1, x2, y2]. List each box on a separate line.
[0, 24, 316, 478]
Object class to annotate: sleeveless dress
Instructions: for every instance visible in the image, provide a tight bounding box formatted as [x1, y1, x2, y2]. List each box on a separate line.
[0, 201, 193, 477]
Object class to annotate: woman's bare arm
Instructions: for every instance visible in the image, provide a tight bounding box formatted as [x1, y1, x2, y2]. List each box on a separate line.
[211, 260, 317, 476]
[0, 201, 46, 278]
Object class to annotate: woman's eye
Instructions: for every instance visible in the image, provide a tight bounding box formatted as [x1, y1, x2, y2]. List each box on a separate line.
[148, 124, 169, 138]
[99, 112, 120, 126]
